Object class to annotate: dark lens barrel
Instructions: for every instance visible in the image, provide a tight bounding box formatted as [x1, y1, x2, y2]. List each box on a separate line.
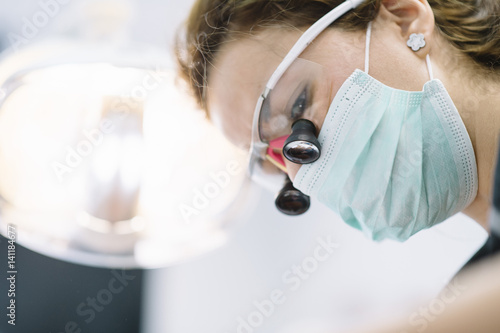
[283, 119, 321, 164]
[275, 177, 310, 215]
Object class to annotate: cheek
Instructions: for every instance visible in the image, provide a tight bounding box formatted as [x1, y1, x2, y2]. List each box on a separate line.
[309, 70, 348, 134]
[288, 70, 353, 182]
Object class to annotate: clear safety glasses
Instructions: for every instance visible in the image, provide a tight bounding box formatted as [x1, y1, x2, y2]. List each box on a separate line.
[247, 0, 365, 215]
[252, 58, 332, 168]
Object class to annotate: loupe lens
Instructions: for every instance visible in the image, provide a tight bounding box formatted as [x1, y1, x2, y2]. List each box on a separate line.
[283, 119, 321, 164]
[275, 177, 310, 215]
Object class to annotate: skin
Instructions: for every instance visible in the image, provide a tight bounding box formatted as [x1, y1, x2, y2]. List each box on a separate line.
[347, 254, 500, 333]
[207, 0, 500, 231]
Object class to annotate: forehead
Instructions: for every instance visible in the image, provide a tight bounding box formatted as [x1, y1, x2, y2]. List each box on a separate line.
[207, 28, 302, 149]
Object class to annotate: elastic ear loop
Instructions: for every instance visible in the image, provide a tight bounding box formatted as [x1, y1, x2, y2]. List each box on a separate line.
[426, 54, 434, 80]
[365, 21, 434, 80]
[365, 21, 372, 73]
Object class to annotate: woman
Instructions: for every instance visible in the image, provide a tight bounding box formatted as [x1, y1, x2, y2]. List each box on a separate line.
[176, 1, 500, 331]
[176, 0, 500, 241]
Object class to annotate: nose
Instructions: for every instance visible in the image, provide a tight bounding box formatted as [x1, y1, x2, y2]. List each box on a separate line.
[283, 157, 301, 182]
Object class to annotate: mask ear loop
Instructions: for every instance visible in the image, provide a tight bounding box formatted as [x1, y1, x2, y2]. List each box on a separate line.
[426, 54, 434, 80]
[365, 21, 372, 74]
[366, 22, 435, 81]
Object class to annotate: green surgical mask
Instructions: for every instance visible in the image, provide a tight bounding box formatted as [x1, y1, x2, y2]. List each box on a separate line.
[294, 24, 478, 242]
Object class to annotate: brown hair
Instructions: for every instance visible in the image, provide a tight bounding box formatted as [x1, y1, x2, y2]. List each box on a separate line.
[176, 0, 500, 112]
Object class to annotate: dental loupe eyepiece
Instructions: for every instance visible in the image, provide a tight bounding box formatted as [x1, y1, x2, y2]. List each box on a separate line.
[283, 119, 321, 164]
[275, 177, 310, 216]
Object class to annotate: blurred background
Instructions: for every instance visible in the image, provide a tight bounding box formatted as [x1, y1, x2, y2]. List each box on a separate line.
[0, 1, 489, 333]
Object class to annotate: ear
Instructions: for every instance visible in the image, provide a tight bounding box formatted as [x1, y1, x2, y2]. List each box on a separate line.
[375, 0, 435, 56]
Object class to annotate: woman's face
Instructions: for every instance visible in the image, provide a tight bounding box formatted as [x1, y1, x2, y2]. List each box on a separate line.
[207, 22, 431, 179]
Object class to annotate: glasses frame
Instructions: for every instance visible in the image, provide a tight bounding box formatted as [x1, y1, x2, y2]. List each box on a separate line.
[248, 0, 365, 176]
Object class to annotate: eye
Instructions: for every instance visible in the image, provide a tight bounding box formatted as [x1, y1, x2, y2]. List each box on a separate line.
[291, 88, 308, 120]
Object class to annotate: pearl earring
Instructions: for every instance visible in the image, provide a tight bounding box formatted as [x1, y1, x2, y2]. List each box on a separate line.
[407, 33, 426, 51]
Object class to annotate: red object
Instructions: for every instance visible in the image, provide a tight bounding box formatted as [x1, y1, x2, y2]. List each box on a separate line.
[266, 135, 289, 171]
